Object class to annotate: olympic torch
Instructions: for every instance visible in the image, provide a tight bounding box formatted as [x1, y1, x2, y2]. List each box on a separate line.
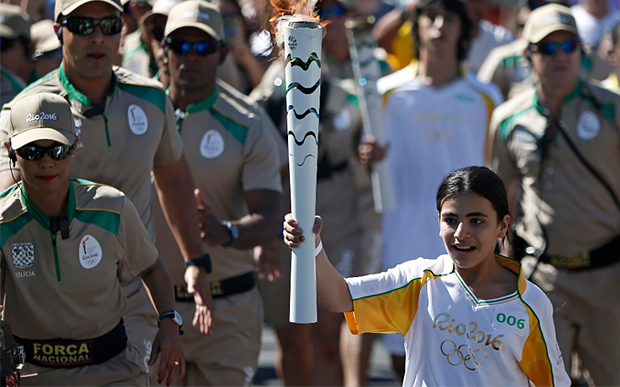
[346, 17, 395, 213]
[284, 20, 321, 324]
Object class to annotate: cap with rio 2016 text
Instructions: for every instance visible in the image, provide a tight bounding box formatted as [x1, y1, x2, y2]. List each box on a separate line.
[8, 93, 76, 150]
[164, 0, 224, 41]
[54, 0, 123, 22]
[522, 3, 578, 44]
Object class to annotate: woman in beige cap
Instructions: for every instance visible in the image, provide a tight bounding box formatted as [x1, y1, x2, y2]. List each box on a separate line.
[0, 92, 185, 386]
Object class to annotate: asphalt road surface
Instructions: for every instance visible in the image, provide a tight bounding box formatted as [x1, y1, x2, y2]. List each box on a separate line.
[254, 324, 400, 386]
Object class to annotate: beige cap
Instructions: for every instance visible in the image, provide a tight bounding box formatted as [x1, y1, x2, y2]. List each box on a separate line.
[54, 0, 123, 22]
[0, 4, 31, 40]
[31, 19, 61, 54]
[523, 4, 578, 44]
[164, 0, 223, 41]
[9, 93, 76, 149]
[142, 0, 183, 27]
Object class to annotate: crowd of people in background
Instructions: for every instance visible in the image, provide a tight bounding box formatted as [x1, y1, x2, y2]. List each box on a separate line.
[1, 0, 620, 384]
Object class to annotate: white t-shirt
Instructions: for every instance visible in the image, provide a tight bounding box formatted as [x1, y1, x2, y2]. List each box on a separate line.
[571, 4, 620, 47]
[467, 20, 515, 75]
[380, 71, 500, 269]
[344, 254, 571, 387]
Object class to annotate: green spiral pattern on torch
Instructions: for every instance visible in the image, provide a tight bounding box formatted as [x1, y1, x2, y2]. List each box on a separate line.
[286, 52, 322, 70]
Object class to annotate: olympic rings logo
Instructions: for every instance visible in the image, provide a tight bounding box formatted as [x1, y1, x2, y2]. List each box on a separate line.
[440, 340, 487, 371]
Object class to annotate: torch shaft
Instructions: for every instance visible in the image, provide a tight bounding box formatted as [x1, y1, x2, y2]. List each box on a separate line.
[347, 22, 395, 214]
[285, 20, 322, 324]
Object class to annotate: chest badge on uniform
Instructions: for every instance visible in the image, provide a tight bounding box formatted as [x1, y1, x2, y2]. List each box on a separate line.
[79, 235, 103, 269]
[577, 111, 600, 140]
[127, 104, 149, 135]
[200, 129, 225, 159]
[12, 242, 34, 269]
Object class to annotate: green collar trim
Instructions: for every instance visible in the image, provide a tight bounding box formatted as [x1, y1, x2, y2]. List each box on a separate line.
[533, 79, 582, 115]
[563, 79, 582, 104]
[58, 63, 117, 107]
[140, 37, 149, 53]
[166, 88, 219, 114]
[21, 180, 76, 230]
[187, 89, 219, 113]
[58, 62, 90, 107]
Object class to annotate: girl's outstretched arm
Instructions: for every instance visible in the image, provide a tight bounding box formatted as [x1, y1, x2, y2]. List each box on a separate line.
[283, 214, 354, 313]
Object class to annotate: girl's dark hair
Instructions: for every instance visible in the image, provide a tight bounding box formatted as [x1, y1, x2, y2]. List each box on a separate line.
[436, 166, 510, 223]
[411, 0, 473, 62]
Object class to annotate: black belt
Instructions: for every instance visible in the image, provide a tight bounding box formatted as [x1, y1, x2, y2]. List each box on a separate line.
[15, 319, 127, 368]
[540, 235, 620, 270]
[175, 272, 255, 301]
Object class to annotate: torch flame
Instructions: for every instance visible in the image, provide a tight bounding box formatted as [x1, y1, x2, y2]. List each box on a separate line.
[269, 0, 321, 33]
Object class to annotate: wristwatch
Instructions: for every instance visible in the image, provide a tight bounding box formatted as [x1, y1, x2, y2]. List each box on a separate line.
[158, 310, 183, 334]
[222, 221, 239, 248]
[184, 253, 212, 273]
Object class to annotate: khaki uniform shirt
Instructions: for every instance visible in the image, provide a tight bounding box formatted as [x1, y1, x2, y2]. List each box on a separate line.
[155, 86, 282, 283]
[122, 30, 155, 78]
[0, 180, 157, 340]
[490, 80, 620, 255]
[0, 64, 183, 240]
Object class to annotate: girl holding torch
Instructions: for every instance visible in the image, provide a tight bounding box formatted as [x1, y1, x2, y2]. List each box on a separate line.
[283, 166, 570, 386]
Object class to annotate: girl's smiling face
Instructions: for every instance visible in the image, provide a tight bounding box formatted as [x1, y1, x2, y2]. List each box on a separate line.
[439, 192, 509, 270]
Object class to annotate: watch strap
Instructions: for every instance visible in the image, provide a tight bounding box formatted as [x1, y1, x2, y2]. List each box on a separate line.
[221, 221, 238, 248]
[184, 253, 212, 274]
[158, 310, 184, 335]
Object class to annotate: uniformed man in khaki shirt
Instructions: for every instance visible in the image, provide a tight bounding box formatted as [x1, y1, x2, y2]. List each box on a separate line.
[154, 1, 282, 385]
[490, 5, 620, 385]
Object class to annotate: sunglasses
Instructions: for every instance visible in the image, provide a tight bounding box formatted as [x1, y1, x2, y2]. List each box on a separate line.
[531, 39, 579, 56]
[59, 16, 123, 36]
[16, 143, 75, 161]
[163, 37, 222, 56]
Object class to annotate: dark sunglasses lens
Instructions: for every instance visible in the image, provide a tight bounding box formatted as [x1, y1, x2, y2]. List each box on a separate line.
[16, 146, 43, 161]
[562, 40, 577, 53]
[66, 17, 94, 35]
[169, 40, 189, 55]
[65, 17, 122, 36]
[17, 145, 73, 161]
[193, 41, 212, 55]
[538, 40, 577, 55]
[539, 42, 557, 55]
[55, 146, 74, 160]
[99, 18, 123, 35]
[168, 39, 217, 56]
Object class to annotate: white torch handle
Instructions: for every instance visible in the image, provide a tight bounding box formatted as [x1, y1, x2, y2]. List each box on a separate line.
[285, 20, 322, 324]
[347, 20, 395, 213]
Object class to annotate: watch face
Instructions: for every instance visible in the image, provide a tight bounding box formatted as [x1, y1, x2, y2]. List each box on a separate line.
[231, 224, 239, 239]
[173, 311, 183, 327]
